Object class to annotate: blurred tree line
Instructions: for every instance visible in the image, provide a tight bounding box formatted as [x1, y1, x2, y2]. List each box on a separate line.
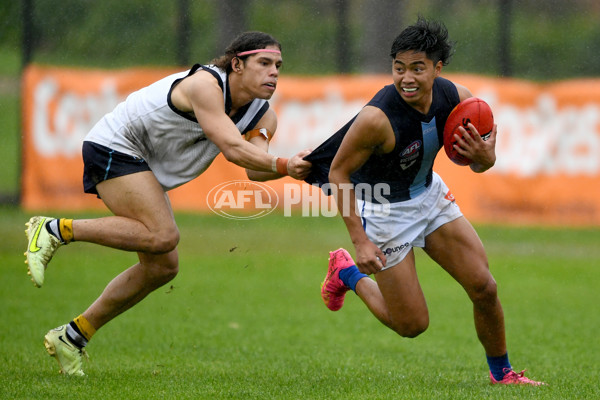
[1, 0, 600, 80]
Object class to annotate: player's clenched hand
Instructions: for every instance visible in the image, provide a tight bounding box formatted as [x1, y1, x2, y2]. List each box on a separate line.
[355, 240, 386, 275]
[454, 123, 497, 172]
[287, 149, 313, 180]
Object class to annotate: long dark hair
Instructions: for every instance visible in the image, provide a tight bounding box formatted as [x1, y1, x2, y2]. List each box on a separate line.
[212, 31, 282, 74]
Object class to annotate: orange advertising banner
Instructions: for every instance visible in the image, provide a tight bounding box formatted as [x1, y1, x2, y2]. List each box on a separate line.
[21, 65, 600, 226]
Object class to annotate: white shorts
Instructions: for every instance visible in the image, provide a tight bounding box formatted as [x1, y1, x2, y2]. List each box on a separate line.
[358, 172, 462, 270]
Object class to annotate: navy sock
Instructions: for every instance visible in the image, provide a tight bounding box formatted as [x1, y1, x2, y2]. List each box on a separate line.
[338, 265, 368, 292]
[487, 353, 511, 381]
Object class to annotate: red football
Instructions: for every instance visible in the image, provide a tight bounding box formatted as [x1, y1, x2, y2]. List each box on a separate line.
[443, 97, 494, 166]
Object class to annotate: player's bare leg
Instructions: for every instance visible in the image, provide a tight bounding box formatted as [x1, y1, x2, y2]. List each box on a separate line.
[82, 249, 178, 329]
[72, 171, 180, 253]
[355, 250, 430, 337]
[423, 216, 544, 384]
[41, 171, 181, 375]
[75, 171, 180, 330]
[423, 217, 506, 356]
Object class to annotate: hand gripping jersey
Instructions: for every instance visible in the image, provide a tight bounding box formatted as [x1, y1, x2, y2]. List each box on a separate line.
[84, 64, 269, 191]
[304, 77, 460, 203]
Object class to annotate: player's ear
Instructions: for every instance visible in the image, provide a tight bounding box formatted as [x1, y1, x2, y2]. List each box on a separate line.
[231, 57, 242, 73]
[434, 60, 443, 77]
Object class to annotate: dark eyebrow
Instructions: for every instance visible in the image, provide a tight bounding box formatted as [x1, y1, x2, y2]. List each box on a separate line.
[393, 59, 426, 67]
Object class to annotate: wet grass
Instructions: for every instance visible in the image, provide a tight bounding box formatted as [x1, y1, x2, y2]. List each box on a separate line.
[1, 207, 598, 399]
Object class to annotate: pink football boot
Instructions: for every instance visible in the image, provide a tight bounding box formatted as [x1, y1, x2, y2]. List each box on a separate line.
[490, 368, 546, 386]
[321, 248, 355, 311]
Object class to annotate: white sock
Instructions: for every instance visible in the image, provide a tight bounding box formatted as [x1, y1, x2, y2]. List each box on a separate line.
[45, 219, 64, 243]
[66, 323, 88, 348]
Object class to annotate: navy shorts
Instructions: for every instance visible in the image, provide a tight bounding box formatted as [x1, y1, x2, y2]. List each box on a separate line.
[82, 141, 151, 195]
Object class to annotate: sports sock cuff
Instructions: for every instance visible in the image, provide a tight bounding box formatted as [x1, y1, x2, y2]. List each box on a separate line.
[59, 218, 74, 243]
[338, 266, 368, 292]
[486, 352, 511, 381]
[73, 314, 96, 341]
[66, 322, 87, 349]
[45, 219, 64, 243]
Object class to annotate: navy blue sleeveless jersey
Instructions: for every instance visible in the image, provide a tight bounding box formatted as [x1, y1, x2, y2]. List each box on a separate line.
[304, 77, 460, 202]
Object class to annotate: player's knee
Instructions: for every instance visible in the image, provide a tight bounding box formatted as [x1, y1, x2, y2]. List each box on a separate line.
[390, 316, 429, 338]
[394, 323, 428, 338]
[469, 276, 498, 305]
[148, 227, 180, 254]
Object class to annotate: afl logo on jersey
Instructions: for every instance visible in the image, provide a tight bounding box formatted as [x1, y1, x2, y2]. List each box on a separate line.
[400, 140, 421, 170]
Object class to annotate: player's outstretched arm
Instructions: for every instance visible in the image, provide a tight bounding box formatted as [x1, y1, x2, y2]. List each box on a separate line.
[243, 109, 311, 181]
[245, 145, 312, 181]
[174, 72, 283, 174]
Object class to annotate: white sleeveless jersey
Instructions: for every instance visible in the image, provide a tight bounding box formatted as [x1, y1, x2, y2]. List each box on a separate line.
[84, 64, 269, 191]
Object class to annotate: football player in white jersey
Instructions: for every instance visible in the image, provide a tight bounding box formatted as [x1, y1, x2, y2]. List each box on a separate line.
[24, 31, 311, 376]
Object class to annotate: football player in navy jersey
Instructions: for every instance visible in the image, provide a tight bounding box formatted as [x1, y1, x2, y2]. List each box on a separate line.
[310, 18, 544, 386]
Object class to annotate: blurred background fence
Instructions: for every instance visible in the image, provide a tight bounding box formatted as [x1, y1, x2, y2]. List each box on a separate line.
[5, 0, 600, 76]
[1, 0, 599, 215]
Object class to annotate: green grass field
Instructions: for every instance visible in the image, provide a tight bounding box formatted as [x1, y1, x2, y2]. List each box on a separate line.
[1, 206, 599, 399]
